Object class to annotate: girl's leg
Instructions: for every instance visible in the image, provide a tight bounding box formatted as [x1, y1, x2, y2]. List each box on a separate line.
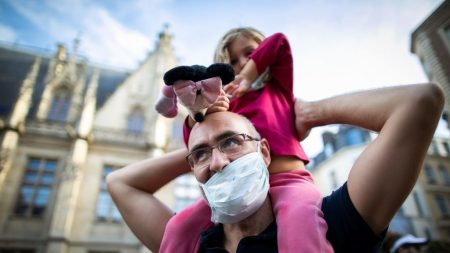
[270, 169, 334, 253]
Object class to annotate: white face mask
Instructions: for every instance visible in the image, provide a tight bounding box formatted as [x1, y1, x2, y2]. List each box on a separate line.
[200, 148, 269, 224]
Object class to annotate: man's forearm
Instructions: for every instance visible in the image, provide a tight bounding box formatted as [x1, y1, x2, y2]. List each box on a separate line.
[301, 83, 443, 133]
[106, 148, 191, 251]
[297, 83, 444, 234]
[107, 148, 190, 193]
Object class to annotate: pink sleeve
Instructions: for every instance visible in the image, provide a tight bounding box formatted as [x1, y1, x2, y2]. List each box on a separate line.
[159, 199, 213, 253]
[249, 33, 294, 97]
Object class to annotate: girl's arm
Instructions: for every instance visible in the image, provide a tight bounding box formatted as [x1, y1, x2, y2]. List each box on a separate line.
[226, 33, 294, 98]
[224, 59, 258, 98]
[106, 148, 191, 252]
[295, 83, 444, 234]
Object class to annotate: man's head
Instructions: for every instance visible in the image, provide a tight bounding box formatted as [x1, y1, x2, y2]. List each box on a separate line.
[187, 111, 271, 183]
[187, 111, 272, 224]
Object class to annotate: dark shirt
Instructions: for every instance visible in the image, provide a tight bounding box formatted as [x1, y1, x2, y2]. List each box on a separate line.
[199, 220, 277, 253]
[199, 183, 385, 253]
[322, 183, 386, 253]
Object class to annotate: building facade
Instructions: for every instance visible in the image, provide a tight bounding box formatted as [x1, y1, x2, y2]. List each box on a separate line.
[310, 128, 450, 241]
[411, 1, 450, 123]
[0, 28, 185, 253]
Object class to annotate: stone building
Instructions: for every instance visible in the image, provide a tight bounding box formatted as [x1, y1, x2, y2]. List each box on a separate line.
[0, 28, 186, 253]
[310, 128, 450, 241]
[411, 1, 450, 123]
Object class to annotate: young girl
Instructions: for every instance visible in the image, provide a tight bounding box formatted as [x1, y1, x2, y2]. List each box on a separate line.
[160, 27, 334, 253]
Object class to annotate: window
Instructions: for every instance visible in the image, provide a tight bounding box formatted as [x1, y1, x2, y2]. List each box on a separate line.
[127, 108, 144, 134]
[424, 228, 432, 239]
[431, 142, 439, 154]
[96, 165, 122, 222]
[424, 164, 437, 184]
[434, 194, 449, 217]
[174, 174, 201, 212]
[324, 143, 334, 157]
[443, 142, 450, 155]
[329, 171, 339, 189]
[439, 164, 450, 185]
[48, 87, 71, 121]
[345, 128, 365, 146]
[413, 192, 424, 217]
[445, 25, 450, 42]
[14, 158, 57, 217]
[172, 121, 183, 139]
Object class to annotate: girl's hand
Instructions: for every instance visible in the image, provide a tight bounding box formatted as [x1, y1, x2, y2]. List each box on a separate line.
[187, 90, 229, 128]
[295, 98, 313, 141]
[206, 89, 230, 115]
[224, 74, 252, 98]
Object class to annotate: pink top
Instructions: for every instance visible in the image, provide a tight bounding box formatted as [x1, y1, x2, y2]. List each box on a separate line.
[184, 33, 309, 163]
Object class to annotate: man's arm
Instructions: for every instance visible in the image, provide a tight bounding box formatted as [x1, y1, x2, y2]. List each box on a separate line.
[106, 148, 191, 252]
[296, 83, 444, 234]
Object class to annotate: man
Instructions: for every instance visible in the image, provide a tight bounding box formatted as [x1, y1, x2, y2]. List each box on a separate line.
[382, 232, 429, 253]
[389, 233, 429, 253]
[107, 83, 444, 252]
[187, 112, 275, 252]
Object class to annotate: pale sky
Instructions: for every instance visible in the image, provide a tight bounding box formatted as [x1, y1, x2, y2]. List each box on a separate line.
[0, 0, 447, 156]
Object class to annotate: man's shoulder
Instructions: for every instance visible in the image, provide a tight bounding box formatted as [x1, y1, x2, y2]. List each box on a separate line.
[322, 182, 385, 253]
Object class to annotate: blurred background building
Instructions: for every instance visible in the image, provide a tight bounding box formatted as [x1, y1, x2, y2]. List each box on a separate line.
[309, 127, 450, 241]
[0, 1, 449, 252]
[310, 1, 450, 243]
[0, 27, 189, 253]
[411, 2, 450, 126]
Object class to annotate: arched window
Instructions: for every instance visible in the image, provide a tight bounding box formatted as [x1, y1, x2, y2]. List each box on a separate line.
[48, 87, 71, 121]
[15, 157, 57, 217]
[127, 108, 144, 134]
[96, 165, 122, 222]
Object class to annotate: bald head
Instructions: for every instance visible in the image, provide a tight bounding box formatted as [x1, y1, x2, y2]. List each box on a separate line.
[188, 111, 260, 150]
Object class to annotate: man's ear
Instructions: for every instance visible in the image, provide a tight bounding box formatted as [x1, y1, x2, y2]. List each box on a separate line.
[260, 138, 271, 166]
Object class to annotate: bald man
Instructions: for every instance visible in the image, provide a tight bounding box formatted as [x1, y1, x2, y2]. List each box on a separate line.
[107, 83, 443, 253]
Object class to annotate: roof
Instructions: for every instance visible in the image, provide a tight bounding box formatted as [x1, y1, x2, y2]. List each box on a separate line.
[0, 43, 130, 118]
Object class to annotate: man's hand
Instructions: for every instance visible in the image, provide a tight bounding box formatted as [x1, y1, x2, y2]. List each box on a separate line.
[294, 98, 313, 141]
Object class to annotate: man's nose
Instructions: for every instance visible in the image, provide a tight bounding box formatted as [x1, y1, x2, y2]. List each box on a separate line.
[209, 148, 229, 173]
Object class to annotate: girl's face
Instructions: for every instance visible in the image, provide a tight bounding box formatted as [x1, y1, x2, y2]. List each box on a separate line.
[227, 35, 259, 74]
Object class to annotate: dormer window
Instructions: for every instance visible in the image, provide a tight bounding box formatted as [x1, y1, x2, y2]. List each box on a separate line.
[48, 87, 71, 121]
[127, 107, 144, 134]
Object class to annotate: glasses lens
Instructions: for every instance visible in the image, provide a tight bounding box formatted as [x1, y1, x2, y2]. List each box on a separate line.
[187, 134, 253, 168]
[219, 134, 245, 154]
[189, 148, 211, 168]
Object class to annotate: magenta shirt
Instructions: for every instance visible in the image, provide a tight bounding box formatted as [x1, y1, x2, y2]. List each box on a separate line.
[184, 33, 309, 163]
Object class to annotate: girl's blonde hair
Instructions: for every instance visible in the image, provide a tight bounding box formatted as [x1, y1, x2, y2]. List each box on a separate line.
[214, 27, 266, 63]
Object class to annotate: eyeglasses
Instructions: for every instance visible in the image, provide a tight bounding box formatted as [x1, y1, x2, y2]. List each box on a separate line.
[186, 133, 260, 169]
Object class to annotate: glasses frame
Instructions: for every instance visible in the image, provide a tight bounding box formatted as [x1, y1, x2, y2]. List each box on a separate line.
[186, 133, 260, 169]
